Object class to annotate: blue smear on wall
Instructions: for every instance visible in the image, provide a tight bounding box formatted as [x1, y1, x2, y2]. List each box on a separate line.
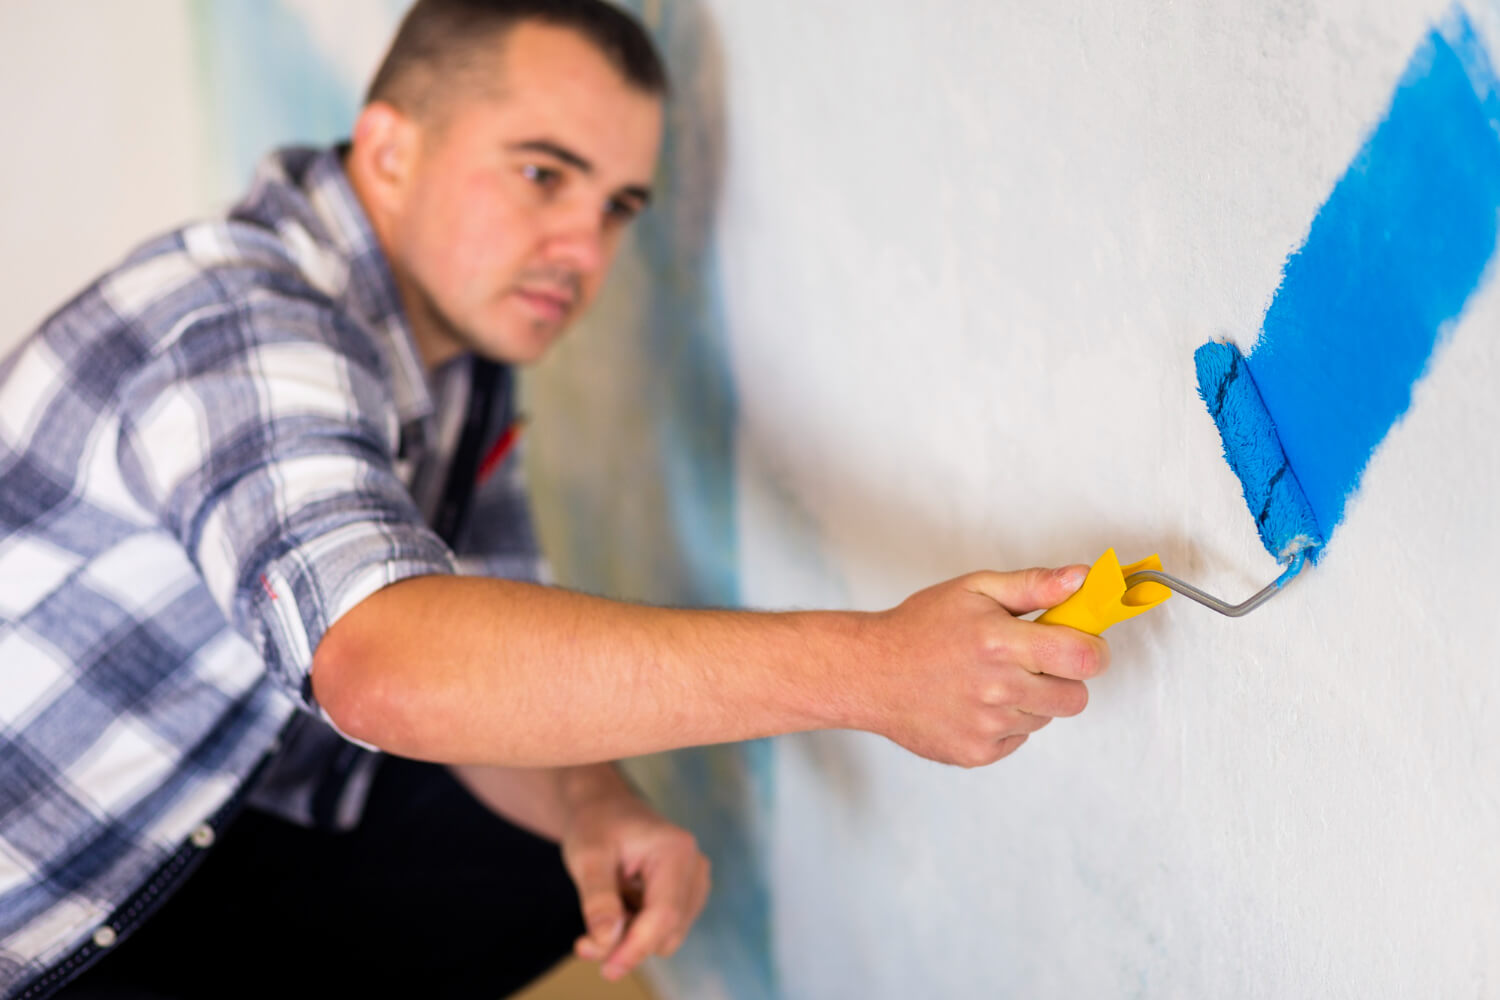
[189, 0, 408, 195]
[1197, 8, 1500, 560]
[601, 4, 774, 999]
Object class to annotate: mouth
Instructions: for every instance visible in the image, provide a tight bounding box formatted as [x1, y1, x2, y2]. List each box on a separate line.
[512, 287, 574, 323]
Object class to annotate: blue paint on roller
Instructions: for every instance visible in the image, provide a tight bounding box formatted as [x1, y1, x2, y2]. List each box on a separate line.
[1194, 343, 1324, 561]
[1197, 8, 1500, 563]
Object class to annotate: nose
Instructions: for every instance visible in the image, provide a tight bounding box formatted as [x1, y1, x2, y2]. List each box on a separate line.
[545, 205, 607, 278]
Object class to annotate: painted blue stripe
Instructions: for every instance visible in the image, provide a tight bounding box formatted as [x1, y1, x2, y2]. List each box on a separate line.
[1199, 8, 1500, 560]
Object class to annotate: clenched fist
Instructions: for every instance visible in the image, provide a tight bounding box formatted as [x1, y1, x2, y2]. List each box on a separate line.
[562, 780, 711, 981]
[858, 565, 1110, 767]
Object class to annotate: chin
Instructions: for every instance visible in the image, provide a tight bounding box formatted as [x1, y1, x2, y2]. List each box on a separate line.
[475, 325, 564, 366]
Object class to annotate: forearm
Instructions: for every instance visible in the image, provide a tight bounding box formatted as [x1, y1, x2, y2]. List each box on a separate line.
[312, 575, 871, 767]
[448, 760, 630, 841]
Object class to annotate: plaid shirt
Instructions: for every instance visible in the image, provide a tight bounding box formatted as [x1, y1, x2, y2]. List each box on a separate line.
[0, 147, 543, 997]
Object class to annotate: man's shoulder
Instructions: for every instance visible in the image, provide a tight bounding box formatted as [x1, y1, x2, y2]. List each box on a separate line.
[30, 212, 367, 366]
[0, 216, 387, 454]
[114, 213, 345, 321]
[0, 145, 402, 450]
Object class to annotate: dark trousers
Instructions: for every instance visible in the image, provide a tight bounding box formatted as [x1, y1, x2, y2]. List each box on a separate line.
[59, 757, 584, 999]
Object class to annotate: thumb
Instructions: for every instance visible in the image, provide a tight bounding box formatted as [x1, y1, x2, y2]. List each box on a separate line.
[965, 564, 1089, 616]
[569, 852, 626, 960]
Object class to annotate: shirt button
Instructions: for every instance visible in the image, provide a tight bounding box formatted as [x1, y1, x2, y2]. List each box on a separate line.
[92, 927, 117, 948]
[190, 824, 216, 849]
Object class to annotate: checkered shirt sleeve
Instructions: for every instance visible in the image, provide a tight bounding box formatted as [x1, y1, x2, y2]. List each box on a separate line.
[113, 292, 457, 711]
[0, 146, 457, 994]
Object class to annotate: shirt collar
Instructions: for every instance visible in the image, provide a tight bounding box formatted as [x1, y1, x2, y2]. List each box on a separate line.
[251, 146, 436, 441]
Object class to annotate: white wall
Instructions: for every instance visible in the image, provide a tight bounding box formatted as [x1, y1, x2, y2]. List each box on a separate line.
[0, 1, 206, 350]
[703, 1, 1500, 995]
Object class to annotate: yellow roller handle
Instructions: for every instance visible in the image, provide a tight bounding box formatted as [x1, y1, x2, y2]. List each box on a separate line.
[1036, 548, 1172, 636]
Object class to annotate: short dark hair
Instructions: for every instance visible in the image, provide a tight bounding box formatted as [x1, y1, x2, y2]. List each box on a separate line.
[366, 0, 669, 122]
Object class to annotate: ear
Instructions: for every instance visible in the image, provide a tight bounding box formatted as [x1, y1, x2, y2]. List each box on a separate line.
[349, 101, 420, 214]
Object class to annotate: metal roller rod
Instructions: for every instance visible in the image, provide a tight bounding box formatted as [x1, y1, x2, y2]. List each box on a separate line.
[1123, 551, 1307, 618]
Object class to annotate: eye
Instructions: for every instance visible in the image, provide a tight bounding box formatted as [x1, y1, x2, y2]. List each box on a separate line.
[520, 163, 563, 193]
[604, 198, 642, 224]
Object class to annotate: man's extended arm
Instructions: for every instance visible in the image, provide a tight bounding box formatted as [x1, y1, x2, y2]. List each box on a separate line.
[311, 565, 1107, 769]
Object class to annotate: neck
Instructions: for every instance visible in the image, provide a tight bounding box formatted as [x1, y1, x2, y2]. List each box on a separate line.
[345, 150, 463, 374]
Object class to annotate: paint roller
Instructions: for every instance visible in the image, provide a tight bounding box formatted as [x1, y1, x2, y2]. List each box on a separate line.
[1037, 347, 1314, 637]
[1041, 8, 1500, 637]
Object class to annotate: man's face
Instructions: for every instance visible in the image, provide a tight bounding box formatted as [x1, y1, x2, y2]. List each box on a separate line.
[380, 22, 664, 368]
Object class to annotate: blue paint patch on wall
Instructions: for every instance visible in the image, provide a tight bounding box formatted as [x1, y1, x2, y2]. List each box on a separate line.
[1197, 7, 1500, 560]
[606, 3, 776, 999]
[624, 0, 741, 622]
[188, 0, 406, 195]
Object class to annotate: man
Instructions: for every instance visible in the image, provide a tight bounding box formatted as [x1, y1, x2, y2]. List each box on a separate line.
[0, 1, 1110, 997]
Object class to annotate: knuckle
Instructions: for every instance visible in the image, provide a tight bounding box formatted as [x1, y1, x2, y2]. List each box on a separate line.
[1069, 636, 1108, 678]
[1075, 641, 1099, 678]
[1038, 631, 1095, 679]
[979, 678, 1017, 706]
[977, 626, 1019, 665]
[958, 570, 996, 592]
[1023, 566, 1052, 595]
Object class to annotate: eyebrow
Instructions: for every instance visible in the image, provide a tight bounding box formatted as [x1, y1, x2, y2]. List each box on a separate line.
[507, 139, 652, 207]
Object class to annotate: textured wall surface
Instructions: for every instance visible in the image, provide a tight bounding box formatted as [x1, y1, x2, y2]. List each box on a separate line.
[5, 2, 1499, 997]
[696, 2, 1500, 996]
[573, 1, 1500, 995]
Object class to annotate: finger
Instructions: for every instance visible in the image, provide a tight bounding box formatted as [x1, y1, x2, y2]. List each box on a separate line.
[964, 565, 1089, 616]
[994, 733, 1029, 761]
[565, 850, 626, 959]
[602, 853, 699, 979]
[977, 703, 1053, 742]
[1006, 710, 1054, 736]
[1015, 670, 1091, 718]
[603, 904, 676, 981]
[1003, 620, 1110, 680]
